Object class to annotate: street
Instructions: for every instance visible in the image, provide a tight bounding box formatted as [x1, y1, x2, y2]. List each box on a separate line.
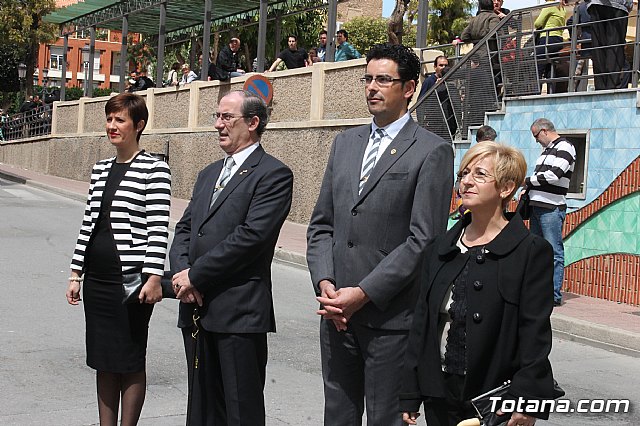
[0, 177, 638, 425]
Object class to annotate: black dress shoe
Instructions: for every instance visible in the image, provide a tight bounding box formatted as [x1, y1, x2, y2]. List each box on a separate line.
[553, 300, 562, 307]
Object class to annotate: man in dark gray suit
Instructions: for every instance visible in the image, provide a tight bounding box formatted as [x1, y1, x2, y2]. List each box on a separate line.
[307, 43, 454, 425]
[170, 90, 293, 426]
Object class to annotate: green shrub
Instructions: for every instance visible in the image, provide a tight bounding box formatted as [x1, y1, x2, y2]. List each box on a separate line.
[93, 87, 115, 98]
[64, 87, 84, 101]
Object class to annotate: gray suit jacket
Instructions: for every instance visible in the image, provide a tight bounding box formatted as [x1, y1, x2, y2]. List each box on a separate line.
[307, 119, 453, 330]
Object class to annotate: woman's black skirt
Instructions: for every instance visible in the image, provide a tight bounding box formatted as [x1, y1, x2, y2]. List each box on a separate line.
[83, 273, 154, 373]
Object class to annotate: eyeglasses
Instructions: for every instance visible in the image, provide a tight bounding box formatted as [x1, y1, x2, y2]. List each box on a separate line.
[360, 75, 404, 86]
[214, 112, 246, 122]
[456, 169, 495, 184]
[532, 128, 545, 139]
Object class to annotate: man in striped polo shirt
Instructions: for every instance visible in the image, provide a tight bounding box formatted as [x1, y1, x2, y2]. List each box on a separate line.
[526, 118, 576, 306]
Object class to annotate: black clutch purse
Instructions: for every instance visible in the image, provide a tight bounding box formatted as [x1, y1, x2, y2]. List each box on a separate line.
[470, 380, 512, 426]
[470, 380, 565, 426]
[122, 271, 176, 304]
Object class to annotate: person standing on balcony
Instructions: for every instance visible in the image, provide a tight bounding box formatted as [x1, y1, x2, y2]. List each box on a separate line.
[267, 35, 311, 71]
[534, 0, 568, 80]
[454, 0, 501, 46]
[417, 55, 449, 100]
[334, 29, 361, 62]
[166, 62, 180, 86]
[317, 30, 328, 62]
[179, 64, 198, 86]
[587, 0, 632, 89]
[216, 37, 246, 80]
[493, 0, 511, 18]
[307, 43, 453, 426]
[525, 118, 576, 307]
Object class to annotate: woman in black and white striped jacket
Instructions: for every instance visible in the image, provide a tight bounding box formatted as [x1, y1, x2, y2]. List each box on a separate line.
[66, 93, 171, 425]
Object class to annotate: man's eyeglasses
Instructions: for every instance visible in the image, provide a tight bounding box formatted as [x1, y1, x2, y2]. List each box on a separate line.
[214, 112, 246, 122]
[456, 169, 495, 184]
[532, 128, 545, 139]
[360, 75, 404, 86]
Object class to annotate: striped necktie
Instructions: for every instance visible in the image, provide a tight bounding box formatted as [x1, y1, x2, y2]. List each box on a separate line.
[359, 128, 386, 194]
[210, 156, 235, 208]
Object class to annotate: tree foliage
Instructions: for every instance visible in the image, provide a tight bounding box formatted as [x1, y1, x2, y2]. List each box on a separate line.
[423, 0, 472, 45]
[0, 0, 58, 96]
[344, 16, 416, 55]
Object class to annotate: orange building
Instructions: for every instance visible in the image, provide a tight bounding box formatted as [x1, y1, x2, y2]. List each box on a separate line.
[37, 28, 141, 91]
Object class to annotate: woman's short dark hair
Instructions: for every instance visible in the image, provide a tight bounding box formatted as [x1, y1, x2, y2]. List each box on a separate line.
[366, 43, 421, 102]
[236, 90, 269, 136]
[105, 93, 148, 142]
[479, 0, 494, 11]
[171, 62, 180, 71]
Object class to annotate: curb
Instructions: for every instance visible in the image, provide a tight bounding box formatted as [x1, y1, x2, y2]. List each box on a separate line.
[551, 314, 640, 357]
[273, 248, 308, 270]
[0, 169, 87, 203]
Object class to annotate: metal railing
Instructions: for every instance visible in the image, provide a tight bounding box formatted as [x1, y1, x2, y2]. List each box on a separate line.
[0, 106, 53, 142]
[413, 2, 640, 143]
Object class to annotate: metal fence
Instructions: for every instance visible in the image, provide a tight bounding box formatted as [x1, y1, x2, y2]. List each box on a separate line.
[414, 3, 640, 142]
[0, 106, 53, 142]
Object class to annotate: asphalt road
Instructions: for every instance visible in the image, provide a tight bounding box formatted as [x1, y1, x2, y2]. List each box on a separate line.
[0, 177, 638, 425]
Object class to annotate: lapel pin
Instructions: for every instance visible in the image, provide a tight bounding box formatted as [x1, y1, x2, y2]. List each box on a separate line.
[390, 148, 397, 155]
[239, 169, 249, 175]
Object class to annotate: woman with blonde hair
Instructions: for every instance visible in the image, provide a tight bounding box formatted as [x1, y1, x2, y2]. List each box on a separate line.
[401, 142, 558, 426]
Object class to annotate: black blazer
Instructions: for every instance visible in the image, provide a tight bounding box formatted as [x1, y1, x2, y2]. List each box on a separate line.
[400, 213, 556, 419]
[170, 145, 293, 333]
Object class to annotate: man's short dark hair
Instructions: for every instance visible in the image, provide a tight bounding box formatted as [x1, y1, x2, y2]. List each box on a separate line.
[366, 43, 421, 85]
[337, 29, 348, 39]
[479, 0, 494, 11]
[319, 30, 327, 36]
[366, 43, 421, 104]
[433, 55, 448, 67]
[235, 90, 269, 136]
[288, 35, 297, 41]
[476, 125, 497, 142]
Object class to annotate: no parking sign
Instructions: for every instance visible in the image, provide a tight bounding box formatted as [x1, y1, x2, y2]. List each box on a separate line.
[243, 75, 273, 105]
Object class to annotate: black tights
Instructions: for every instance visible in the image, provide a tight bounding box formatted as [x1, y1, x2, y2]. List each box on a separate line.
[96, 370, 146, 426]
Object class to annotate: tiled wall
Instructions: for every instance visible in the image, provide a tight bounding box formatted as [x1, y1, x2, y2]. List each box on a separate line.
[457, 89, 640, 305]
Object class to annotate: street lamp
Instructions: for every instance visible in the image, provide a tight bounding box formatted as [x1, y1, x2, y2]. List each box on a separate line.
[18, 63, 27, 102]
[38, 67, 56, 103]
[18, 63, 27, 80]
[81, 44, 90, 97]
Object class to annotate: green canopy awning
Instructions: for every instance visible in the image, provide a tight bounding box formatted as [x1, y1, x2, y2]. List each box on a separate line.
[44, 0, 323, 36]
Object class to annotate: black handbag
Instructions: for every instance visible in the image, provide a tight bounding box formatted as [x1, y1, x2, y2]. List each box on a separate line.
[516, 190, 532, 220]
[470, 380, 566, 426]
[470, 380, 512, 426]
[122, 270, 177, 304]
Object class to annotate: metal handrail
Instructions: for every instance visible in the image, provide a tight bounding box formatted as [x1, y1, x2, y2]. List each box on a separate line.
[0, 105, 53, 142]
[413, 2, 640, 142]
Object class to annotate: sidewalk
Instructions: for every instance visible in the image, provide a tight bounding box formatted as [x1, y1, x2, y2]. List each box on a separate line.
[1, 162, 639, 356]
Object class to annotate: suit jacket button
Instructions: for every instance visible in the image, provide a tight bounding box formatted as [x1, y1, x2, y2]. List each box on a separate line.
[473, 312, 482, 323]
[347, 241, 354, 248]
[351, 209, 358, 216]
[473, 280, 483, 290]
[476, 253, 485, 264]
[197, 232, 203, 237]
